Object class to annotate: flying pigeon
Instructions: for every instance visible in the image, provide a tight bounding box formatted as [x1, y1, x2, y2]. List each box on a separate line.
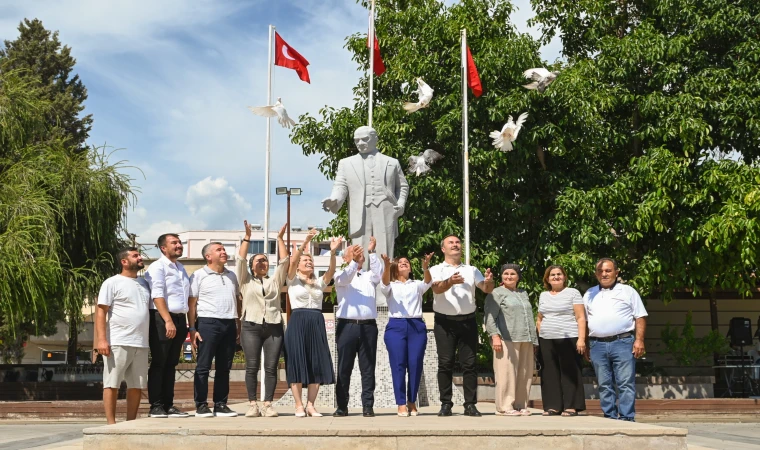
[247, 97, 296, 128]
[490, 112, 529, 152]
[402, 78, 434, 113]
[408, 149, 443, 176]
[522, 68, 559, 93]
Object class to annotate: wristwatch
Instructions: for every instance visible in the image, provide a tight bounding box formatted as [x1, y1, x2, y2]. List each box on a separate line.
[188, 327, 197, 332]
[368, 249, 376, 254]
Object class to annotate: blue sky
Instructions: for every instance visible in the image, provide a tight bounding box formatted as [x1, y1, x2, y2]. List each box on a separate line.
[0, 0, 560, 250]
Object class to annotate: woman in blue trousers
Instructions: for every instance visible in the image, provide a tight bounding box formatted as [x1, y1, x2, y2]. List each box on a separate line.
[380, 252, 434, 417]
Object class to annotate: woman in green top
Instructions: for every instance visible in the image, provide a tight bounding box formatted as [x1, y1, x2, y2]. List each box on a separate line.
[485, 264, 538, 416]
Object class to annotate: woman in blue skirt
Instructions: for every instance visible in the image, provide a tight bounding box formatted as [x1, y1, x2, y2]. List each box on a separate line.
[380, 252, 434, 416]
[284, 230, 342, 417]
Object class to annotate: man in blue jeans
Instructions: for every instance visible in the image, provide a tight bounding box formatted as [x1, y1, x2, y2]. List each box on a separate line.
[188, 242, 241, 418]
[583, 258, 647, 421]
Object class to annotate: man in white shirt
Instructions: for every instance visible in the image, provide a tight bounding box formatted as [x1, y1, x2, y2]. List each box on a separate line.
[583, 258, 648, 422]
[430, 235, 494, 417]
[96, 247, 151, 425]
[188, 242, 241, 418]
[144, 233, 191, 418]
[333, 237, 383, 417]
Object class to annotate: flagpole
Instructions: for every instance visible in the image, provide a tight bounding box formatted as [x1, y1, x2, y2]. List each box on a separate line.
[461, 29, 470, 266]
[262, 23, 275, 402]
[368, 0, 375, 127]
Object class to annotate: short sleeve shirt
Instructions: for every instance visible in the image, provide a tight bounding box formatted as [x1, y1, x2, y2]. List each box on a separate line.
[189, 267, 239, 319]
[97, 275, 151, 347]
[287, 275, 326, 310]
[538, 288, 584, 339]
[583, 283, 648, 337]
[429, 263, 484, 315]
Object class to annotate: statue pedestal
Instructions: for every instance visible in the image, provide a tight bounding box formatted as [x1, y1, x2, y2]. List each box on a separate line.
[276, 306, 466, 408]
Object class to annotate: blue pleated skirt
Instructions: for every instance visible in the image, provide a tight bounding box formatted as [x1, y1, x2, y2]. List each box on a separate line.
[285, 308, 335, 385]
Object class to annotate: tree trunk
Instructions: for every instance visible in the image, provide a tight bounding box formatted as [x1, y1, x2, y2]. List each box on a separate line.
[66, 316, 78, 365]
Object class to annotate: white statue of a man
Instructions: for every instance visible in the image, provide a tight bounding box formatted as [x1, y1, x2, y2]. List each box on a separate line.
[322, 126, 409, 265]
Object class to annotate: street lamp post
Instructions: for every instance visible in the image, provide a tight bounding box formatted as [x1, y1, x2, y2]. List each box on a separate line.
[276, 187, 301, 322]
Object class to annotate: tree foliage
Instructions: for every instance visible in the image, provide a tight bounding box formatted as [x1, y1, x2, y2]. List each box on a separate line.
[293, 0, 759, 313]
[0, 20, 134, 363]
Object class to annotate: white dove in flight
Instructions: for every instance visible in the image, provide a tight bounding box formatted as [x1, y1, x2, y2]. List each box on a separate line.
[247, 97, 296, 128]
[490, 112, 529, 152]
[523, 68, 559, 93]
[403, 77, 434, 113]
[408, 149, 443, 176]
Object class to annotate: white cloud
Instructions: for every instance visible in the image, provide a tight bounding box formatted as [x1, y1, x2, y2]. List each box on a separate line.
[185, 176, 251, 229]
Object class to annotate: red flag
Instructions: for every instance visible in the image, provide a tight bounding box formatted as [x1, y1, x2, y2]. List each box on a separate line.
[274, 31, 310, 83]
[466, 46, 482, 97]
[367, 34, 386, 76]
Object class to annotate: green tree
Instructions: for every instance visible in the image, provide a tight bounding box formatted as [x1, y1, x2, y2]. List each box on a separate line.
[0, 21, 133, 364]
[0, 18, 92, 151]
[526, 0, 760, 315]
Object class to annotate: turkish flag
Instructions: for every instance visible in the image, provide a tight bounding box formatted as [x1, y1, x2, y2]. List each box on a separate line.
[466, 46, 483, 97]
[274, 31, 310, 83]
[367, 23, 385, 76]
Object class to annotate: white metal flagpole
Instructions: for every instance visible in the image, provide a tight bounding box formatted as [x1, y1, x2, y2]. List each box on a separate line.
[261, 23, 275, 402]
[461, 29, 470, 266]
[368, 0, 375, 127]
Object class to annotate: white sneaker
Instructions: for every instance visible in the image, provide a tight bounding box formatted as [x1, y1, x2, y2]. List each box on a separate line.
[245, 403, 261, 418]
[261, 403, 279, 417]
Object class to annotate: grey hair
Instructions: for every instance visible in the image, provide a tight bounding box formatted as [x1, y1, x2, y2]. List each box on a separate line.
[500, 263, 522, 281]
[595, 257, 619, 271]
[440, 234, 460, 248]
[201, 242, 224, 259]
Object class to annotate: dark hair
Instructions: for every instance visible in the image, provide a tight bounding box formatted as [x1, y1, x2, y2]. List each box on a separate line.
[389, 257, 414, 282]
[500, 263, 522, 281]
[440, 234, 460, 248]
[249, 253, 268, 272]
[595, 257, 619, 271]
[543, 265, 568, 290]
[201, 242, 224, 260]
[157, 233, 180, 250]
[116, 247, 138, 269]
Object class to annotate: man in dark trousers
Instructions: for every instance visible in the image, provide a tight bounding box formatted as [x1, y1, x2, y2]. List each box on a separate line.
[333, 237, 383, 417]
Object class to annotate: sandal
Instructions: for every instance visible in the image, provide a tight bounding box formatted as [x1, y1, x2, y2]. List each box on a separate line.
[561, 411, 578, 417]
[542, 409, 561, 416]
[519, 409, 532, 416]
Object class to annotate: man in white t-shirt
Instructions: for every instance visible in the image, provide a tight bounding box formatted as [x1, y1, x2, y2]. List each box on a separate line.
[188, 242, 241, 418]
[429, 235, 493, 417]
[96, 247, 151, 425]
[583, 258, 648, 422]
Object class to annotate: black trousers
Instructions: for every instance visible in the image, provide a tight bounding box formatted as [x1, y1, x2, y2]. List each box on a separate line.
[335, 320, 378, 408]
[194, 317, 237, 407]
[434, 313, 478, 406]
[240, 320, 283, 401]
[148, 310, 187, 409]
[539, 337, 586, 412]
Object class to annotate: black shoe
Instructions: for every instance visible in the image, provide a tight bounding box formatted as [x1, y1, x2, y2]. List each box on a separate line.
[333, 408, 348, 417]
[166, 406, 189, 418]
[362, 406, 375, 417]
[463, 404, 482, 417]
[195, 404, 214, 418]
[437, 404, 452, 417]
[148, 405, 168, 418]
[214, 404, 238, 417]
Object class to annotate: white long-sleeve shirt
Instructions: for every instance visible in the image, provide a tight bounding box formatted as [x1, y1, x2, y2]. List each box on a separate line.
[144, 255, 190, 314]
[334, 254, 383, 320]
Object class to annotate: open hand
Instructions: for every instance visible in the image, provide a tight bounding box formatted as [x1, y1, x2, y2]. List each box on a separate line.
[243, 220, 252, 239]
[329, 236, 343, 252]
[381, 254, 391, 265]
[422, 252, 434, 270]
[368, 236, 377, 253]
[304, 228, 318, 242]
[278, 223, 288, 239]
[484, 268, 493, 283]
[352, 245, 364, 261]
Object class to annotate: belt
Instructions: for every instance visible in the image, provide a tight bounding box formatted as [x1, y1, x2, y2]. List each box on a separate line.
[150, 309, 186, 317]
[338, 318, 376, 325]
[590, 332, 633, 342]
[435, 312, 476, 322]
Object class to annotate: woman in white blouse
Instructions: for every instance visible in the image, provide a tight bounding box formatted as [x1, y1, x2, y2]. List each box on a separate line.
[284, 230, 341, 417]
[380, 252, 433, 417]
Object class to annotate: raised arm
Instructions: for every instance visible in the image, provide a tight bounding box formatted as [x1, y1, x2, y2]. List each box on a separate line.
[322, 237, 343, 284]
[288, 228, 317, 280]
[276, 223, 288, 259]
[381, 253, 392, 286]
[476, 268, 495, 294]
[334, 245, 362, 286]
[422, 253, 433, 284]
[238, 220, 252, 259]
[367, 238, 383, 285]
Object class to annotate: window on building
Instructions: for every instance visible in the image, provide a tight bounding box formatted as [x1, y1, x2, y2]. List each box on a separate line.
[247, 239, 277, 255]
